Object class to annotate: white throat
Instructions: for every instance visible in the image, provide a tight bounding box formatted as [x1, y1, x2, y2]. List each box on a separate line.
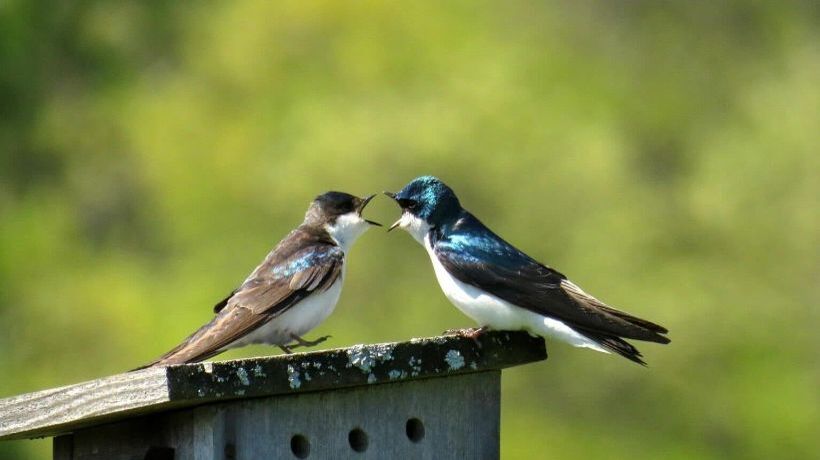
[396, 212, 432, 244]
[324, 212, 371, 252]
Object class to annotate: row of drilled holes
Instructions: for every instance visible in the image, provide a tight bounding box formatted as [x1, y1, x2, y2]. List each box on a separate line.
[290, 417, 425, 458]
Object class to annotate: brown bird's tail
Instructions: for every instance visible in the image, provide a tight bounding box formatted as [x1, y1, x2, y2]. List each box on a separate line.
[130, 318, 224, 371]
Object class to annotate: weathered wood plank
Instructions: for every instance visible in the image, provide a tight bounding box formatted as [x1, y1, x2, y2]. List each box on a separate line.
[65, 371, 501, 460]
[0, 331, 546, 441]
[228, 371, 501, 459]
[0, 367, 171, 441]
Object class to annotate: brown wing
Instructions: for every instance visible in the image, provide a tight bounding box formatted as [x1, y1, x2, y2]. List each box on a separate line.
[136, 242, 343, 368]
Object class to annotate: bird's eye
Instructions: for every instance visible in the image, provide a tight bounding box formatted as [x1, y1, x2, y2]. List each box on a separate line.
[399, 199, 418, 210]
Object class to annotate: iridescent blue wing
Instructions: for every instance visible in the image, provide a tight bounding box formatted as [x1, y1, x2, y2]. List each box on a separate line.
[433, 213, 668, 344]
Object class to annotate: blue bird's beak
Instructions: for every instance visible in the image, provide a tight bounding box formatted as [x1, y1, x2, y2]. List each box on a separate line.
[383, 191, 402, 232]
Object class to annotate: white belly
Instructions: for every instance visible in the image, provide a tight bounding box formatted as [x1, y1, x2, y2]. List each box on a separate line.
[227, 274, 344, 348]
[423, 237, 607, 353]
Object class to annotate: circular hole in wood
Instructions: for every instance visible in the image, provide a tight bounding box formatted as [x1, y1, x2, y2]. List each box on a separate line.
[290, 434, 310, 458]
[348, 427, 368, 453]
[144, 446, 174, 460]
[224, 443, 236, 460]
[406, 417, 425, 443]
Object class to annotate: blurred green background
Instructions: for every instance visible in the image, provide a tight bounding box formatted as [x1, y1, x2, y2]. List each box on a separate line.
[1, 1, 818, 458]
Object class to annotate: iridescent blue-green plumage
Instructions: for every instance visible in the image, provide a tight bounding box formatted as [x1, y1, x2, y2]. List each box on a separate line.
[389, 176, 669, 365]
[391, 175, 461, 223]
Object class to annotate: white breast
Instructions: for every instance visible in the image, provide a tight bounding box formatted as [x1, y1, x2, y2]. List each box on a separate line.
[423, 236, 607, 353]
[228, 272, 344, 348]
[325, 213, 371, 252]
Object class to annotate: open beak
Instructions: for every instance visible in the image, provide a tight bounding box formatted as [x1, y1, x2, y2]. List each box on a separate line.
[383, 191, 402, 232]
[357, 194, 382, 226]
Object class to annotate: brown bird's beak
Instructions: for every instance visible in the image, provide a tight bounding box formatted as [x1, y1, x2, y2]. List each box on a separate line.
[357, 194, 382, 226]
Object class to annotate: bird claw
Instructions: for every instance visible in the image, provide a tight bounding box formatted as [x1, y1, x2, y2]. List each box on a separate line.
[289, 334, 331, 348]
[442, 326, 489, 340]
[279, 334, 330, 354]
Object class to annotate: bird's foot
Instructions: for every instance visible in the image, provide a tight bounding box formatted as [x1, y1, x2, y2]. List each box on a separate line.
[278, 344, 294, 354]
[289, 333, 331, 348]
[442, 326, 489, 340]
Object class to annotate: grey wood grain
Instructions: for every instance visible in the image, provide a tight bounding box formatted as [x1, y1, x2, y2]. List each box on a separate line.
[0, 330, 546, 441]
[229, 371, 501, 459]
[62, 371, 501, 460]
[0, 367, 170, 441]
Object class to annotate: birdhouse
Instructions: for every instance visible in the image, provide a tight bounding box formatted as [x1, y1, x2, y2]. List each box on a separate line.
[0, 331, 546, 459]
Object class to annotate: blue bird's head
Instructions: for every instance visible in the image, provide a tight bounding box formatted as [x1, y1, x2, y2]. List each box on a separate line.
[384, 176, 461, 241]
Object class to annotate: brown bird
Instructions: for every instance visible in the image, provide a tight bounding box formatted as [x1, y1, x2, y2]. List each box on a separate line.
[136, 192, 380, 369]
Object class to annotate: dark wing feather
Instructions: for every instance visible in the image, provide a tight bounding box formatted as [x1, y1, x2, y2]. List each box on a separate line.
[560, 279, 669, 336]
[213, 288, 237, 313]
[433, 213, 669, 344]
[136, 241, 343, 369]
[579, 331, 647, 365]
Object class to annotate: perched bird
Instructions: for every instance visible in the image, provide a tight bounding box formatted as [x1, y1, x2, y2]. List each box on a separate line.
[385, 176, 669, 365]
[137, 192, 381, 368]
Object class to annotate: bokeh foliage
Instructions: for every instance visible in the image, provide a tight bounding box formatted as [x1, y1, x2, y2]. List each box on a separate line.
[1, 1, 817, 458]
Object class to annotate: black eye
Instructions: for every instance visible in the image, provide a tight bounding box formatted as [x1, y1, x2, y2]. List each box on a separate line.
[399, 199, 418, 210]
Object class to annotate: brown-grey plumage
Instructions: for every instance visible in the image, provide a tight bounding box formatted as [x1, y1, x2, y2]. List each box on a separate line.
[135, 192, 379, 369]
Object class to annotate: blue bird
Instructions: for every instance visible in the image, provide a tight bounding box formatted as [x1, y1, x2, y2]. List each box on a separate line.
[137, 192, 381, 368]
[385, 176, 669, 365]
